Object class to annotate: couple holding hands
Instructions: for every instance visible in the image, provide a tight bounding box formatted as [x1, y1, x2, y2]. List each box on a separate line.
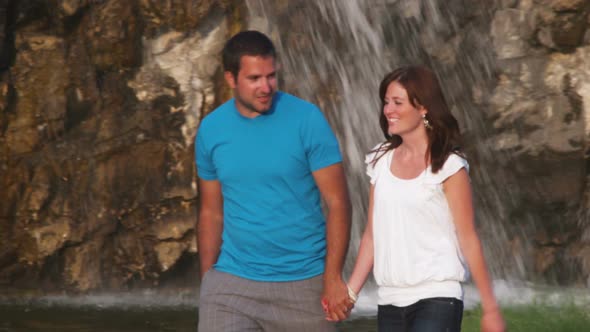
[196, 30, 505, 332]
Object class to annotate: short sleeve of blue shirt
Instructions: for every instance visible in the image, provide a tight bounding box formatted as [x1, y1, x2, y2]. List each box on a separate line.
[302, 107, 342, 171]
[195, 128, 217, 180]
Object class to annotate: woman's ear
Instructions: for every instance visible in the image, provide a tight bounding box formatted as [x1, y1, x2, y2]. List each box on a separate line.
[418, 104, 428, 117]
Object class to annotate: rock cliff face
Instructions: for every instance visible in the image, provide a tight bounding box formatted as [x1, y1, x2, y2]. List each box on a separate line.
[0, 0, 243, 292]
[0, 0, 589, 292]
[488, 0, 590, 284]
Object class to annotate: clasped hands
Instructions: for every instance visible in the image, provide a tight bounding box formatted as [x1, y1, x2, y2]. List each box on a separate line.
[321, 284, 358, 322]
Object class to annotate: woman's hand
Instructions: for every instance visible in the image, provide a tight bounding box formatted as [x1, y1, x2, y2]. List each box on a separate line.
[481, 307, 506, 332]
[321, 296, 354, 322]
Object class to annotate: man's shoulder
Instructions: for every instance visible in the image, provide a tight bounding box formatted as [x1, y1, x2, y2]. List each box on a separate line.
[276, 91, 319, 112]
[200, 99, 234, 128]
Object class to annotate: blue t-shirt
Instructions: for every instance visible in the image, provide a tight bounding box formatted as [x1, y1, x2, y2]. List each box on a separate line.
[195, 92, 342, 281]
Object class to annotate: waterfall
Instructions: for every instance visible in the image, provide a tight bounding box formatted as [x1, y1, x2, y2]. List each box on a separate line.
[245, 0, 534, 287]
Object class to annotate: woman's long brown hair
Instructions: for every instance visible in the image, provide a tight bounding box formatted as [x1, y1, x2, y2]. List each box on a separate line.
[371, 66, 463, 173]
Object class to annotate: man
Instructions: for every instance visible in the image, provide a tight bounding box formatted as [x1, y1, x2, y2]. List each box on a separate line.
[195, 30, 352, 331]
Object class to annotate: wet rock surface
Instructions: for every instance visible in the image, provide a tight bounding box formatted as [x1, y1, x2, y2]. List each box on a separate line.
[0, 0, 242, 292]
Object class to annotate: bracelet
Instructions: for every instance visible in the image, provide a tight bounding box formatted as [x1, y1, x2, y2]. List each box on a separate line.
[347, 285, 358, 303]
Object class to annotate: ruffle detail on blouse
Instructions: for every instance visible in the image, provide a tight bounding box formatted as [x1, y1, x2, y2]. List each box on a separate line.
[422, 153, 469, 185]
[365, 142, 389, 184]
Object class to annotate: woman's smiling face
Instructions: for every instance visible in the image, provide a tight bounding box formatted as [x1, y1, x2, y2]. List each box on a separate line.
[383, 81, 426, 137]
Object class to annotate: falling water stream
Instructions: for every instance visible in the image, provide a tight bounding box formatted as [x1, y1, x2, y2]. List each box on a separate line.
[2, 0, 590, 330]
[245, 0, 519, 281]
[243, 0, 590, 317]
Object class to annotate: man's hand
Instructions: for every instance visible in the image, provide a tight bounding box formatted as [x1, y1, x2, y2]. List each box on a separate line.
[321, 278, 354, 322]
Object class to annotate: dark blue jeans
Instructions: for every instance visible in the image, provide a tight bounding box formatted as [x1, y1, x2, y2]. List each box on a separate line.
[377, 297, 463, 332]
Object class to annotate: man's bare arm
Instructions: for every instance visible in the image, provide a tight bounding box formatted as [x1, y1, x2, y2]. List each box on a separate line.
[197, 178, 223, 280]
[312, 162, 352, 321]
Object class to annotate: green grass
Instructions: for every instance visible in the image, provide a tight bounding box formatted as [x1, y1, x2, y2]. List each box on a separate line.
[462, 305, 590, 332]
[339, 304, 590, 331]
[2, 301, 589, 331]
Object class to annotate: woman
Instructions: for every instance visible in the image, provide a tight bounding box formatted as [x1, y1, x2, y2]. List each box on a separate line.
[347, 66, 505, 331]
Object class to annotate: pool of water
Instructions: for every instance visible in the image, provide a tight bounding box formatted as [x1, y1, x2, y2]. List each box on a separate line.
[0, 304, 197, 332]
[0, 302, 376, 332]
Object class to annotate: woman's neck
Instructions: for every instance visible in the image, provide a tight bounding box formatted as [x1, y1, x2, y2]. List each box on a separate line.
[397, 131, 429, 161]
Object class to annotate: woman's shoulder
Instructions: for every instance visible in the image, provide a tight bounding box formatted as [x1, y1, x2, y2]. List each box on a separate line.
[425, 152, 469, 184]
[365, 142, 391, 164]
[444, 152, 469, 172]
[365, 142, 391, 184]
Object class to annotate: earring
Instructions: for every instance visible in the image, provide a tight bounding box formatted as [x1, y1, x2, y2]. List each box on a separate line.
[422, 114, 432, 130]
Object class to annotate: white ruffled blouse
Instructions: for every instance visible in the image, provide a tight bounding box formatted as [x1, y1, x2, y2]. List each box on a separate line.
[366, 145, 470, 306]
